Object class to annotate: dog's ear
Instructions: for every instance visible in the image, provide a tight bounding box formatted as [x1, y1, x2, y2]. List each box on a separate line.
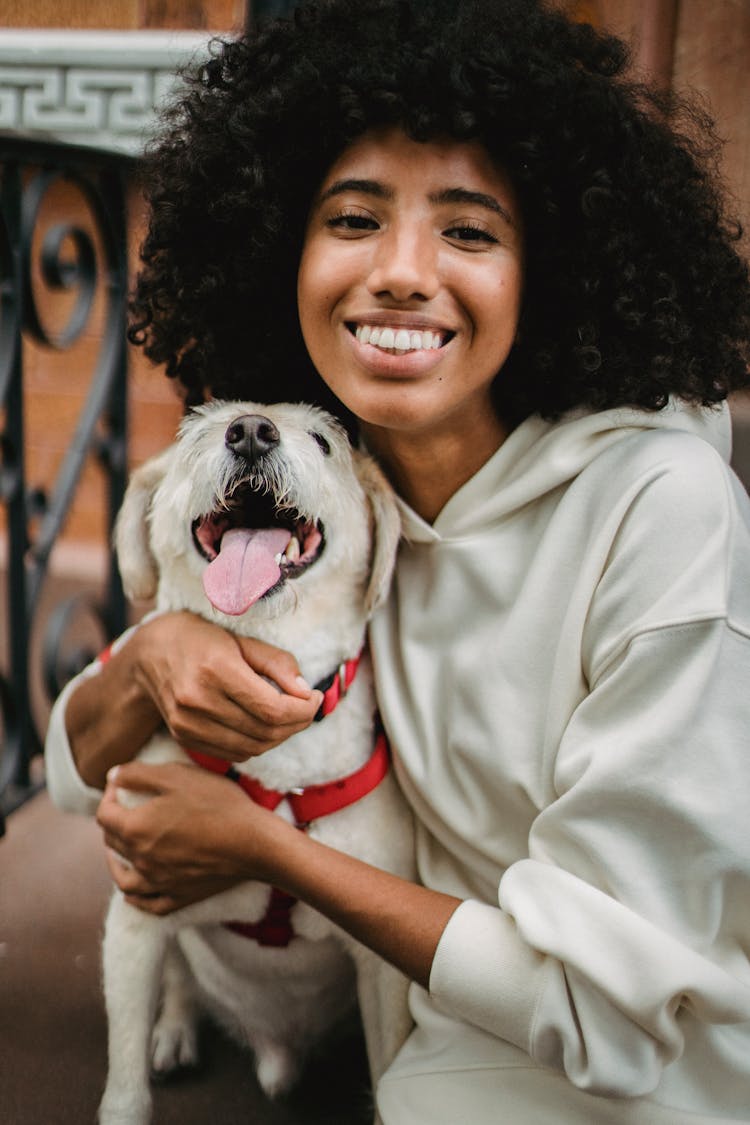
[114, 448, 172, 601]
[354, 451, 402, 616]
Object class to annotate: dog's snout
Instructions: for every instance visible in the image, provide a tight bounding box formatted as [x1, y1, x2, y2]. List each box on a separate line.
[225, 414, 280, 463]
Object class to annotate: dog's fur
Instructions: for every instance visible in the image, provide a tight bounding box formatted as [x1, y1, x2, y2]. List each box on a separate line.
[98, 400, 415, 1125]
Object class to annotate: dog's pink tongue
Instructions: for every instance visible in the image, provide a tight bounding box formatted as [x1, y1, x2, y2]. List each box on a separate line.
[202, 527, 292, 615]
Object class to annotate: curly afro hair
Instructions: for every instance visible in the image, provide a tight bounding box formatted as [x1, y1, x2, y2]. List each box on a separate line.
[129, 0, 750, 430]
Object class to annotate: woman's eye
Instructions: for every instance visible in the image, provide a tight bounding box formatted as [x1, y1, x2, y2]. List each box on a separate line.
[444, 223, 499, 245]
[326, 211, 379, 233]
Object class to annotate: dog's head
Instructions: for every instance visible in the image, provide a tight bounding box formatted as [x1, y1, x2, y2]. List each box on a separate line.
[115, 400, 401, 624]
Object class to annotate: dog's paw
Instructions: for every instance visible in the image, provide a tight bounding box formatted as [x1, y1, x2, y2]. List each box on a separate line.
[255, 1040, 299, 1099]
[98, 1090, 152, 1125]
[150, 1017, 199, 1076]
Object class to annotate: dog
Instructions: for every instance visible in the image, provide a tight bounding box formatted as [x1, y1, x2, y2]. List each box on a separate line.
[97, 400, 415, 1125]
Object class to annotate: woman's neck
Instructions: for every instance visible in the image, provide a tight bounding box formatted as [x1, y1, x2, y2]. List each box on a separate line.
[361, 417, 508, 524]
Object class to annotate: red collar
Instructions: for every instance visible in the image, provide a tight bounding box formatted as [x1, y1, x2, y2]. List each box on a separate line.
[99, 642, 386, 824]
[312, 654, 361, 721]
[186, 729, 389, 828]
[184, 651, 387, 826]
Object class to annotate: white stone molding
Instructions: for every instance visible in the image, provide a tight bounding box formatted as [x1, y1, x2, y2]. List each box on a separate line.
[0, 29, 218, 154]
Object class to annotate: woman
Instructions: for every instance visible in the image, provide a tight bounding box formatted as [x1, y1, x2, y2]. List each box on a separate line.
[45, 1, 750, 1121]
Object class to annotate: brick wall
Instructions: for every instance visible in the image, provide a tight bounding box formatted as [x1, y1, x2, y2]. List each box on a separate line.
[0, 0, 246, 30]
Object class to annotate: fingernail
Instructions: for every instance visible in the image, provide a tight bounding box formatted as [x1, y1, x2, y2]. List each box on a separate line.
[294, 675, 312, 695]
[107, 765, 120, 783]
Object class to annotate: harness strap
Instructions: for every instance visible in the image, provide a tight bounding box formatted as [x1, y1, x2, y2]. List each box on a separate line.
[224, 888, 298, 948]
[193, 730, 389, 946]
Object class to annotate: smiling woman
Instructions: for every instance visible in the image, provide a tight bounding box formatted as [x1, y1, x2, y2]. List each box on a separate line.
[297, 129, 523, 518]
[44, 2, 750, 1124]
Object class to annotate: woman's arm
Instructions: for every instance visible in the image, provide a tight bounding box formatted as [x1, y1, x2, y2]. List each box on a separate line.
[64, 611, 323, 790]
[96, 760, 462, 988]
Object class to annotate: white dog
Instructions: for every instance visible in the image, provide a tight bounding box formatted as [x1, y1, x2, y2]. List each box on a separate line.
[98, 400, 415, 1125]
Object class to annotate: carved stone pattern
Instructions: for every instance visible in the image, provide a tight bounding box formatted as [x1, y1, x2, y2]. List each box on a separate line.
[0, 65, 185, 153]
[0, 32, 213, 154]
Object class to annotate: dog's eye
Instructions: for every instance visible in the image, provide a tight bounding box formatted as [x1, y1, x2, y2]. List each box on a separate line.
[310, 431, 331, 456]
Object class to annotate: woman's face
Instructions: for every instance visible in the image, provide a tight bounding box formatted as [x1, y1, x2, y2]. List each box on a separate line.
[297, 127, 524, 448]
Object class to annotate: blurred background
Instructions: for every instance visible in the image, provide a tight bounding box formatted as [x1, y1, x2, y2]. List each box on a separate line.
[0, 3, 748, 1121]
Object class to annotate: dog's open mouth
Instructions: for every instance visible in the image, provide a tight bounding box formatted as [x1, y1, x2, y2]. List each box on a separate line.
[192, 485, 324, 616]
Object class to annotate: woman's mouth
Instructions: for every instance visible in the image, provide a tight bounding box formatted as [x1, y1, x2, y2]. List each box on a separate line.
[350, 323, 452, 354]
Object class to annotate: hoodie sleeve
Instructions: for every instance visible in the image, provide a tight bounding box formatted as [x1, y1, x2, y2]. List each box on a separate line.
[429, 440, 750, 1097]
[44, 624, 141, 815]
[430, 619, 750, 1095]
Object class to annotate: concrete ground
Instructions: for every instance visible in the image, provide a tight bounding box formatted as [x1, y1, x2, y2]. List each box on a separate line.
[0, 788, 371, 1125]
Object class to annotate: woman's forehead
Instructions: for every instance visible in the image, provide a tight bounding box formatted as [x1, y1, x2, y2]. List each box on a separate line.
[314, 126, 519, 215]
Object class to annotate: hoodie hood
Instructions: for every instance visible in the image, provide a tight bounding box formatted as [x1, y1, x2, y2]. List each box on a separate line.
[398, 399, 732, 543]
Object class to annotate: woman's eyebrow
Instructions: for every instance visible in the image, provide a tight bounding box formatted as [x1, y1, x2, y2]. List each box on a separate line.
[317, 179, 514, 225]
[318, 178, 393, 203]
[429, 187, 514, 225]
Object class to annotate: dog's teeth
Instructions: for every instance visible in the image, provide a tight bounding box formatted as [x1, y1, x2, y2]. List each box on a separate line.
[274, 553, 283, 565]
[284, 537, 301, 562]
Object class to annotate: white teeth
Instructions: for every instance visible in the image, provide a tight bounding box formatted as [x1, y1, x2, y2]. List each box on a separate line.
[355, 324, 445, 352]
[283, 537, 301, 563]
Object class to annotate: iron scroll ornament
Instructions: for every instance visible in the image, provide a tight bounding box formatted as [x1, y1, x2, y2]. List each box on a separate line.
[0, 136, 132, 824]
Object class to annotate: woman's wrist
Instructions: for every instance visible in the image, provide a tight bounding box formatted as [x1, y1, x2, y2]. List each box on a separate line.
[67, 629, 163, 789]
[259, 820, 461, 988]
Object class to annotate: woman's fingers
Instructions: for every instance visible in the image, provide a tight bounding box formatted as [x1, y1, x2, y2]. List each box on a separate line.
[166, 679, 322, 760]
[105, 847, 184, 913]
[104, 832, 247, 916]
[96, 760, 272, 890]
[134, 614, 323, 760]
[234, 635, 319, 698]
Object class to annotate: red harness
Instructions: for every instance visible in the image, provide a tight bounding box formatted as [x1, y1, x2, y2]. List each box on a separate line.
[98, 643, 390, 947]
[189, 730, 389, 946]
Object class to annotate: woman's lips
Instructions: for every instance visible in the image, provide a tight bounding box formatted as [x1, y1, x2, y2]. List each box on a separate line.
[345, 320, 454, 374]
[354, 324, 446, 352]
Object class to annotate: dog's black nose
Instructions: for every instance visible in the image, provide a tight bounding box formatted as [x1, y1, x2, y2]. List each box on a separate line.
[225, 414, 280, 463]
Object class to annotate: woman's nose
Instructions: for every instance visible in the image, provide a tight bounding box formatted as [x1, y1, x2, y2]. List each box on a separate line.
[366, 223, 440, 302]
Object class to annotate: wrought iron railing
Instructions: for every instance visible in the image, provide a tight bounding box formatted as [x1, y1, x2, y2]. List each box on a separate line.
[0, 134, 133, 828]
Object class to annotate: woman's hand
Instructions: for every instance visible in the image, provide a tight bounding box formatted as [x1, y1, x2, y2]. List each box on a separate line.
[97, 762, 462, 990]
[67, 611, 323, 789]
[132, 612, 324, 762]
[96, 760, 285, 914]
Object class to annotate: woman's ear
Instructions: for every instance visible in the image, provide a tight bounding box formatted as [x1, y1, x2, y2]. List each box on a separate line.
[113, 448, 173, 601]
[354, 451, 402, 616]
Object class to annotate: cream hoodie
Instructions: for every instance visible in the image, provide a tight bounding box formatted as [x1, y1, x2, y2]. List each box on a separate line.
[371, 401, 750, 1123]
